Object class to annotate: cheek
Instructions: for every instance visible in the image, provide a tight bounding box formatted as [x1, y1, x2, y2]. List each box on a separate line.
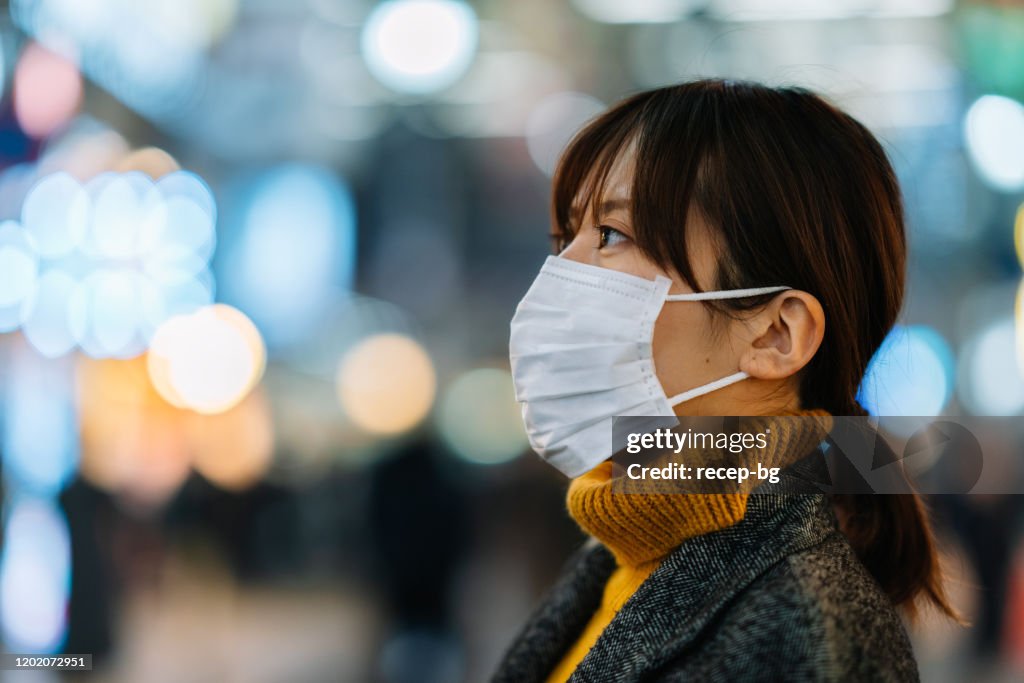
[650, 304, 721, 395]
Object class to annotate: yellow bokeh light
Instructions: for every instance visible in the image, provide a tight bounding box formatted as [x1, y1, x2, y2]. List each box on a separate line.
[115, 147, 181, 178]
[77, 357, 192, 506]
[148, 304, 266, 415]
[336, 333, 436, 435]
[188, 389, 274, 491]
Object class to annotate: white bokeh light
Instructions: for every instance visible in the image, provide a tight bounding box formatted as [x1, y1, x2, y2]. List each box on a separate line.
[147, 304, 266, 415]
[963, 95, 1024, 192]
[571, 0, 703, 23]
[0, 498, 71, 653]
[707, 0, 954, 20]
[959, 317, 1024, 416]
[21, 171, 90, 258]
[361, 0, 478, 95]
[21, 269, 80, 358]
[0, 220, 38, 332]
[13, 170, 216, 358]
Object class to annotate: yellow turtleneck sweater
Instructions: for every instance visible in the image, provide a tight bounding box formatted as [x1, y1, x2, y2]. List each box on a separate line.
[546, 410, 832, 683]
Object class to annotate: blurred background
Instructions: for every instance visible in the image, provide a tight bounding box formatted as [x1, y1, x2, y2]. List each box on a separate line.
[0, 0, 1023, 681]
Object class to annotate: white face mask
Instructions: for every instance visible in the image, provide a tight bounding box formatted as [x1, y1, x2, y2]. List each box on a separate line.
[509, 255, 790, 478]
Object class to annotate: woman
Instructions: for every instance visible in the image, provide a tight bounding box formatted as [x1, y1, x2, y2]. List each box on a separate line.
[494, 80, 956, 682]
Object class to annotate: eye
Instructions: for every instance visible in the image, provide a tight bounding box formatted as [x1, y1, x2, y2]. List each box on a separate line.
[597, 225, 629, 250]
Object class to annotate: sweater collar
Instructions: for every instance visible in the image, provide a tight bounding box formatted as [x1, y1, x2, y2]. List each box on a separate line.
[566, 410, 832, 567]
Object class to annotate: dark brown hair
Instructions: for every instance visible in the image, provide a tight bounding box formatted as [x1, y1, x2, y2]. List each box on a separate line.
[551, 78, 955, 620]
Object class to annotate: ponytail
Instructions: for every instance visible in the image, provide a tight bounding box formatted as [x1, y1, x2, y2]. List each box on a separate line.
[829, 403, 961, 622]
[831, 493, 958, 621]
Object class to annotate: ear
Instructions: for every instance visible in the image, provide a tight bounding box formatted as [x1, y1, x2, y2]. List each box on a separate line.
[738, 291, 825, 381]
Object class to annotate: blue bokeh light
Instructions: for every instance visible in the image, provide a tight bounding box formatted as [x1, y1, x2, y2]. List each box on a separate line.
[857, 324, 955, 417]
[0, 220, 38, 332]
[222, 164, 356, 350]
[2, 356, 78, 495]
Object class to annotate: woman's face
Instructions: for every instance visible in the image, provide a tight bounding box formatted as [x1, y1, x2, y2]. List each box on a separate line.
[558, 149, 801, 416]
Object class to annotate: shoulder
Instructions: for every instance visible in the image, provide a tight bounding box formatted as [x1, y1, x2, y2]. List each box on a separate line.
[774, 533, 919, 680]
[655, 533, 919, 682]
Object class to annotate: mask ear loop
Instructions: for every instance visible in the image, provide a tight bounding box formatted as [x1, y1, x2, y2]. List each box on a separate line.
[663, 285, 791, 406]
[667, 371, 750, 406]
[665, 285, 791, 302]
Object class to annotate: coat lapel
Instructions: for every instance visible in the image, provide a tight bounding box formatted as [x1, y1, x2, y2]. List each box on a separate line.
[492, 538, 617, 683]
[568, 494, 838, 681]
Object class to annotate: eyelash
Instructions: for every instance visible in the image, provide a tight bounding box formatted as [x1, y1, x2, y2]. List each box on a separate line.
[549, 225, 627, 253]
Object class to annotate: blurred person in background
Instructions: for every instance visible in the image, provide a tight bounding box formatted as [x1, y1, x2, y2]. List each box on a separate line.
[368, 440, 469, 683]
[496, 79, 959, 682]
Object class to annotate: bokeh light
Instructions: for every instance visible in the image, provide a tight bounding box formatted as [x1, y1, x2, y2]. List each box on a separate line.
[707, 0, 954, 21]
[1017, 280, 1024, 376]
[21, 269, 80, 358]
[189, 390, 273, 491]
[1015, 202, 1024, 269]
[222, 164, 355, 349]
[22, 172, 90, 259]
[361, 0, 478, 95]
[0, 2, 1021, 678]
[2, 351, 78, 496]
[963, 94, 1024, 192]
[858, 325, 954, 418]
[571, 0, 703, 24]
[11, 0, 215, 121]
[13, 170, 216, 358]
[959, 317, 1024, 416]
[525, 92, 605, 176]
[437, 368, 527, 465]
[13, 42, 83, 138]
[71, 269, 147, 358]
[147, 304, 266, 415]
[0, 220, 38, 332]
[0, 498, 71, 653]
[115, 146, 181, 178]
[960, 1, 1024, 96]
[77, 357, 192, 505]
[336, 334, 436, 435]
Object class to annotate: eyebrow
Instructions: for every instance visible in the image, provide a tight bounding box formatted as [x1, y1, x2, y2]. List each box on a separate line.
[569, 197, 631, 223]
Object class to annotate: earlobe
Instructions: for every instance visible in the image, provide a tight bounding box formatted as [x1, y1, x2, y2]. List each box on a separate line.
[739, 292, 825, 381]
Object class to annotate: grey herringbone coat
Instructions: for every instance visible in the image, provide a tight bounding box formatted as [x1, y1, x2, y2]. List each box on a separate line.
[492, 494, 919, 682]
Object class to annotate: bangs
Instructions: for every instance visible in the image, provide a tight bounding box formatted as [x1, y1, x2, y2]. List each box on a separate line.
[550, 100, 640, 248]
[550, 85, 717, 292]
